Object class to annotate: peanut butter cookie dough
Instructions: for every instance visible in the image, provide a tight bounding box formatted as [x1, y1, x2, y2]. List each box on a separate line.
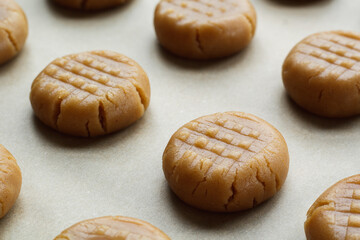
[163, 112, 289, 212]
[0, 145, 22, 219]
[54, 216, 171, 240]
[30, 50, 150, 137]
[154, 0, 256, 59]
[283, 31, 360, 118]
[305, 175, 360, 240]
[52, 0, 128, 11]
[0, 0, 28, 65]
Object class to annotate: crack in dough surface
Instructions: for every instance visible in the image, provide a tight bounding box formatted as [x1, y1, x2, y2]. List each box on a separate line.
[30, 50, 150, 137]
[154, 0, 257, 59]
[283, 31, 360, 118]
[163, 112, 289, 212]
[305, 175, 360, 240]
[0, 0, 27, 65]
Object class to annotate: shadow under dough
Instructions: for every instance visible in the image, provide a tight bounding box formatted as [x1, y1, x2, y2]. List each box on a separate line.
[266, 0, 332, 7]
[0, 46, 28, 76]
[154, 39, 254, 71]
[163, 182, 282, 230]
[45, 0, 135, 19]
[281, 91, 360, 130]
[0, 197, 23, 235]
[31, 109, 151, 149]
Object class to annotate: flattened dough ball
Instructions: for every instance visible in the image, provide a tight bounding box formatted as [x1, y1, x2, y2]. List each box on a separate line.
[0, 0, 28, 65]
[54, 216, 171, 240]
[154, 0, 256, 59]
[283, 31, 360, 118]
[30, 50, 150, 137]
[163, 112, 289, 212]
[52, 0, 128, 11]
[305, 175, 360, 240]
[0, 145, 22, 219]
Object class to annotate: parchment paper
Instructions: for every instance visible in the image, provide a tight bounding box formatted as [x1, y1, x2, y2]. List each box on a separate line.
[0, 0, 359, 239]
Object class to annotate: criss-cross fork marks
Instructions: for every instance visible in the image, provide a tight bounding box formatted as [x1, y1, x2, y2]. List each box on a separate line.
[296, 32, 360, 81]
[320, 182, 360, 239]
[173, 114, 272, 179]
[48, 52, 141, 97]
[45, 51, 138, 95]
[161, 0, 246, 21]
[33, 51, 146, 136]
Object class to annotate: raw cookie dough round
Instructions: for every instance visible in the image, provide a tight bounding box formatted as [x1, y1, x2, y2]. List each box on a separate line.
[283, 31, 360, 118]
[154, 0, 256, 59]
[30, 50, 150, 137]
[163, 112, 289, 212]
[0, 0, 28, 65]
[0, 145, 22, 219]
[305, 175, 360, 240]
[52, 0, 128, 11]
[54, 216, 171, 240]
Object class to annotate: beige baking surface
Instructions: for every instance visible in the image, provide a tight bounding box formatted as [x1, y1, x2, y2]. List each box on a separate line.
[0, 0, 359, 239]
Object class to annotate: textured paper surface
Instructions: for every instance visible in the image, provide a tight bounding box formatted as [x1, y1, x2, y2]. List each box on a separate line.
[0, 0, 360, 239]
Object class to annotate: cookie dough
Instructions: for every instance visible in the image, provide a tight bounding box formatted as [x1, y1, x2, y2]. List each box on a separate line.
[0, 0, 28, 65]
[30, 50, 150, 137]
[163, 112, 289, 212]
[154, 0, 256, 59]
[54, 216, 171, 240]
[0, 145, 22, 219]
[283, 31, 360, 118]
[305, 175, 360, 240]
[52, 0, 128, 11]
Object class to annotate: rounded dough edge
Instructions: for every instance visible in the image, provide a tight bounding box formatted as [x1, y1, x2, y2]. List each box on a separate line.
[0, 144, 22, 219]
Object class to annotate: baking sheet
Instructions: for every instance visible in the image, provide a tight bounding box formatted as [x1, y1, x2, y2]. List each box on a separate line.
[1, 0, 360, 239]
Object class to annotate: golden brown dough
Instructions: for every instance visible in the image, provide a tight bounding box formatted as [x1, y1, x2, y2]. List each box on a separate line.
[0, 0, 28, 65]
[30, 50, 150, 137]
[54, 216, 171, 240]
[305, 175, 360, 240]
[0, 145, 22, 219]
[154, 0, 256, 59]
[163, 112, 289, 212]
[52, 0, 128, 11]
[283, 31, 360, 118]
